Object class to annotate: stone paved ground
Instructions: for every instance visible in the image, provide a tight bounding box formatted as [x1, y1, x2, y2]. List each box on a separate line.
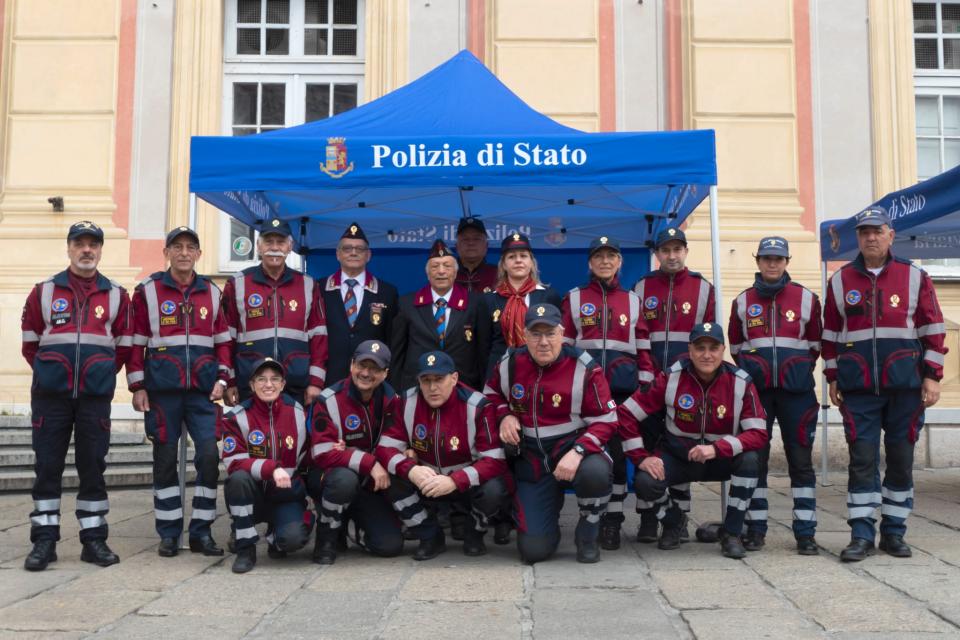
[1, 469, 959, 639]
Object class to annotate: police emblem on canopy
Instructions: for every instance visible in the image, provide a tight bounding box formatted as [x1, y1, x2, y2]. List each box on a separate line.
[320, 137, 355, 179]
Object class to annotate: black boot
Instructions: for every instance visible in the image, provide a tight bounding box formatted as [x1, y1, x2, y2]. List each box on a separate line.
[267, 543, 287, 559]
[232, 545, 256, 573]
[658, 525, 681, 550]
[796, 536, 819, 556]
[742, 530, 766, 552]
[493, 521, 512, 545]
[413, 531, 446, 561]
[678, 512, 691, 543]
[462, 529, 488, 557]
[636, 512, 659, 543]
[313, 530, 338, 565]
[576, 537, 601, 563]
[227, 530, 236, 554]
[599, 520, 621, 551]
[158, 537, 178, 557]
[81, 539, 119, 567]
[189, 535, 224, 556]
[879, 534, 912, 558]
[840, 538, 875, 562]
[719, 531, 746, 559]
[24, 540, 57, 571]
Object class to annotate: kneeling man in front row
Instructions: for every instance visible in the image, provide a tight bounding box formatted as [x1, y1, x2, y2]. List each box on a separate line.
[620, 322, 768, 558]
[376, 351, 509, 560]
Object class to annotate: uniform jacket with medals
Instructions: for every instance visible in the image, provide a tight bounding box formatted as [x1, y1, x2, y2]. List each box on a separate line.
[822, 252, 946, 394]
[483, 285, 562, 378]
[560, 279, 657, 398]
[320, 270, 398, 385]
[727, 276, 822, 393]
[485, 345, 618, 479]
[376, 382, 506, 493]
[618, 359, 768, 463]
[221, 393, 310, 498]
[390, 283, 489, 392]
[127, 270, 232, 394]
[311, 377, 398, 478]
[21, 270, 132, 398]
[222, 265, 328, 396]
[633, 268, 715, 372]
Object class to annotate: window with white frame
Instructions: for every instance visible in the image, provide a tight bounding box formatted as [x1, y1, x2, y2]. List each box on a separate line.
[220, 0, 365, 272]
[914, 1, 960, 276]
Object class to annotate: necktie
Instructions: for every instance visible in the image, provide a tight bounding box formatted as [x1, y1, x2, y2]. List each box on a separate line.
[344, 278, 359, 327]
[434, 298, 447, 348]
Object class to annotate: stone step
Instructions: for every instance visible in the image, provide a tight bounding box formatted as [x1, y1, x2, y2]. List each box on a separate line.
[0, 445, 185, 470]
[0, 415, 31, 428]
[0, 465, 198, 492]
[0, 429, 145, 447]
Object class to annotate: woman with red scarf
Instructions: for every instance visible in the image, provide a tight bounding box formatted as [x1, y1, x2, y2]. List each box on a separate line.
[559, 236, 657, 552]
[482, 233, 561, 379]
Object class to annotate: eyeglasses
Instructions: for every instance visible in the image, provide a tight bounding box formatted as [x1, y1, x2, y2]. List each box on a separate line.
[527, 329, 561, 342]
[253, 375, 283, 385]
[338, 244, 368, 254]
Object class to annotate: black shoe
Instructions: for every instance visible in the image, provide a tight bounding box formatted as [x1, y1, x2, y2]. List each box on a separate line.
[189, 535, 224, 557]
[463, 532, 488, 557]
[636, 514, 659, 543]
[576, 538, 601, 563]
[267, 543, 286, 559]
[719, 531, 746, 559]
[450, 515, 466, 542]
[313, 533, 338, 565]
[493, 521, 512, 545]
[599, 521, 621, 551]
[658, 526, 681, 550]
[879, 534, 912, 558]
[24, 540, 57, 571]
[158, 537, 179, 557]
[227, 531, 236, 554]
[413, 532, 446, 561]
[796, 536, 819, 556]
[402, 526, 418, 541]
[81, 539, 119, 567]
[232, 546, 256, 573]
[743, 531, 766, 552]
[840, 538, 875, 562]
[678, 512, 690, 543]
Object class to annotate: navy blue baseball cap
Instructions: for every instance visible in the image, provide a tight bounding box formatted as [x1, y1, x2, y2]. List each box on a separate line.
[689, 322, 724, 345]
[259, 218, 293, 237]
[855, 206, 892, 229]
[525, 303, 562, 329]
[353, 340, 391, 369]
[67, 220, 104, 243]
[588, 235, 620, 256]
[457, 216, 487, 235]
[165, 225, 200, 247]
[250, 357, 286, 379]
[417, 351, 456, 377]
[654, 227, 687, 249]
[756, 236, 789, 258]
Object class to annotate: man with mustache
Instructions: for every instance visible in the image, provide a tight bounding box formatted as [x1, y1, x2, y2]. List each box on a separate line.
[222, 218, 328, 407]
[823, 207, 947, 562]
[21, 220, 133, 570]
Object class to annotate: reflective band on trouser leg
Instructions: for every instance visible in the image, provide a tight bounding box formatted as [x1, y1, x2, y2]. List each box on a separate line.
[387, 482, 430, 531]
[154, 485, 184, 538]
[847, 490, 881, 539]
[318, 497, 347, 530]
[725, 474, 758, 536]
[30, 498, 62, 542]
[577, 493, 611, 525]
[606, 483, 627, 514]
[792, 486, 817, 537]
[228, 502, 259, 547]
[880, 486, 914, 538]
[744, 486, 769, 534]
[188, 444, 220, 539]
[668, 483, 691, 513]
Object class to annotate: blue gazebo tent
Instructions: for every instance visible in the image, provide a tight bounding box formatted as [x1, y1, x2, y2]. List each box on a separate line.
[189, 50, 720, 295]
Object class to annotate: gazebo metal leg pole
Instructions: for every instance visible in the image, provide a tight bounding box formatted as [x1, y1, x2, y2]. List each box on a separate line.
[820, 262, 831, 486]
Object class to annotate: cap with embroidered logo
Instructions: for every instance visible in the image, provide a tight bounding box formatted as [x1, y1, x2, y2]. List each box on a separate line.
[341, 222, 368, 243]
[250, 357, 286, 379]
[428, 238, 456, 260]
[353, 340, 390, 369]
[588, 235, 621, 257]
[524, 303, 562, 329]
[417, 350, 456, 377]
[67, 220, 105, 243]
[456, 217, 487, 235]
[654, 227, 687, 249]
[689, 322, 725, 345]
[259, 218, 292, 237]
[501, 232, 533, 253]
[755, 236, 789, 258]
[854, 206, 892, 229]
[165, 226, 200, 247]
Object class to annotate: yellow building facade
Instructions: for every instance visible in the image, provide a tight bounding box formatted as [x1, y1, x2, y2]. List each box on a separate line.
[2, 0, 958, 415]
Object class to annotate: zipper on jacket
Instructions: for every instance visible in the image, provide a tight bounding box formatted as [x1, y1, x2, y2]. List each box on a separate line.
[694, 374, 718, 446]
[663, 275, 675, 370]
[269, 403, 278, 465]
[870, 274, 880, 395]
[600, 286, 608, 369]
[72, 298, 87, 399]
[433, 408, 442, 472]
[272, 286, 280, 359]
[531, 367, 550, 472]
[183, 292, 192, 389]
[771, 297, 779, 389]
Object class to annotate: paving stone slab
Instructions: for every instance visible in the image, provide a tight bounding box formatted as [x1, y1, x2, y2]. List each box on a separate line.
[138, 573, 306, 617]
[681, 608, 824, 640]
[0, 566, 83, 608]
[90, 614, 260, 639]
[653, 568, 784, 610]
[534, 552, 654, 590]
[381, 601, 521, 640]
[306, 557, 409, 592]
[59, 547, 224, 593]
[399, 564, 524, 602]
[532, 588, 681, 639]
[247, 590, 392, 638]
[0, 588, 158, 632]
